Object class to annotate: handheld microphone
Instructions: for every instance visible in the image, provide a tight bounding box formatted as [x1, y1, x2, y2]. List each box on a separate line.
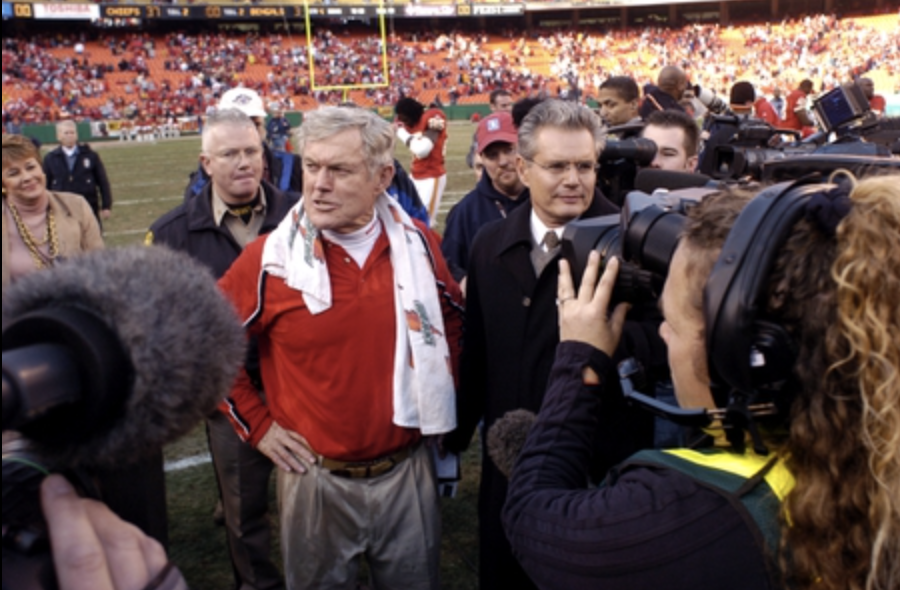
[486, 409, 537, 479]
[2, 245, 246, 470]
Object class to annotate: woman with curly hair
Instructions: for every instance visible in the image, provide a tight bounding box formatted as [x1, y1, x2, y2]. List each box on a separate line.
[502, 174, 900, 590]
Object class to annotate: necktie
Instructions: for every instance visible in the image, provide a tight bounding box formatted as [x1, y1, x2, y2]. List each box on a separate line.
[543, 230, 560, 251]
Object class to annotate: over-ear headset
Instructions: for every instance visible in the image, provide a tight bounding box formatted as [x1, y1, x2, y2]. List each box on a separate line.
[703, 177, 835, 450]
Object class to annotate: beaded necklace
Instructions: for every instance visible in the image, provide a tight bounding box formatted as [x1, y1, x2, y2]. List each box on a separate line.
[7, 200, 59, 269]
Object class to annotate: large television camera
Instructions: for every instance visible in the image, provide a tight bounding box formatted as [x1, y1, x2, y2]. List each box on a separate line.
[699, 83, 900, 182]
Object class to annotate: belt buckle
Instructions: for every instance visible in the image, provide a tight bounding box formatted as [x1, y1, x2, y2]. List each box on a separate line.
[330, 457, 395, 479]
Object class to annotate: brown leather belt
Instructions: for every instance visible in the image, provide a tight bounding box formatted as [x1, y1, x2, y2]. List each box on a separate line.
[315, 445, 416, 479]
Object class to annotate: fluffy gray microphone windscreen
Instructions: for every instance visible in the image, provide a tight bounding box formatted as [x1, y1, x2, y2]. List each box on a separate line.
[1, 245, 246, 469]
[486, 409, 537, 479]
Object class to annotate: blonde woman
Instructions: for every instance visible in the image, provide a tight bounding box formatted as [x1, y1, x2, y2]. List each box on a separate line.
[2, 134, 103, 287]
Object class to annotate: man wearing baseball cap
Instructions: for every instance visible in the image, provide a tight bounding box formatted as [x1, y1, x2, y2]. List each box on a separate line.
[185, 87, 302, 199]
[442, 111, 528, 291]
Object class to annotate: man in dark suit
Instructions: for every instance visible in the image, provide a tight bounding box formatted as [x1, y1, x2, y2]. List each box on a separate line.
[43, 120, 113, 226]
[443, 99, 657, 589]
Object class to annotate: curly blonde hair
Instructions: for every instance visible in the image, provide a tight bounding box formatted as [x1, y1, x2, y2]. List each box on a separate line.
[778, 175, 900, 590]
[682, 176, 900, 590]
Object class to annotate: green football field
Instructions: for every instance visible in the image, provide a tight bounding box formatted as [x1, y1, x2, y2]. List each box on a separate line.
[81, 120, 482, 589]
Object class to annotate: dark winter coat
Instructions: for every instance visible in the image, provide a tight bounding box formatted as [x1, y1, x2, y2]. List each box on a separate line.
[44, 144, 112, 216]
[443, 190, 658, 590]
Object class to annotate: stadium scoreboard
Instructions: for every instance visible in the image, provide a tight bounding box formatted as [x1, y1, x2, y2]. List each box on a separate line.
[2, 2, 533, 21]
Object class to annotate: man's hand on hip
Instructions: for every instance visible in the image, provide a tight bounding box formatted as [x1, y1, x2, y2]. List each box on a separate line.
[257, 422, 316, 474]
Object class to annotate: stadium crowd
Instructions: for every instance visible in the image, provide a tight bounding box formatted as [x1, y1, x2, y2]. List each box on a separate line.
[3, 12, 897, 128]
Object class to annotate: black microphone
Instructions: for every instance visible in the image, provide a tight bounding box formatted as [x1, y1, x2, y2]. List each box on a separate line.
[634, 169, 714, 194]
[486, 409, 537, 479]
[2, 245, 246, 470]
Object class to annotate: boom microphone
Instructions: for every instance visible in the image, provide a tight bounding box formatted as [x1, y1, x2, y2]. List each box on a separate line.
[1, 245, 246, 470]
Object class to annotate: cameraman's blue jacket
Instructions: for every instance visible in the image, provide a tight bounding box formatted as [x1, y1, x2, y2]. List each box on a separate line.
[441, 173, 529, 281]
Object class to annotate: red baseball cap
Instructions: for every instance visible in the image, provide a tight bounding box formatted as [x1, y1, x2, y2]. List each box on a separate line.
[475, 111, 518, 153]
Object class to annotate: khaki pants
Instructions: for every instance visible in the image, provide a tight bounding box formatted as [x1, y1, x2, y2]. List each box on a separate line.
[277, 444, 440, 590]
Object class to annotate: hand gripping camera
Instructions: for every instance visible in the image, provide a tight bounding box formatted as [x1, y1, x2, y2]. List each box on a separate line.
[562, 178, 843, 453]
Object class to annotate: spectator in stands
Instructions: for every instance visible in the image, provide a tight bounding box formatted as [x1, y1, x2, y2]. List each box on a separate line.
[443, 111, 528, 290]
[394, 97, 448, 227]
[640, 110, 700, 172]
[43, 120, 113, 227]
[265, 105, 292, 152]
[858, 77, 886, 117]
[597, 76, 642, 131]
[218, 106, 463, 590]
[729, 80, 779, 126]
[638, 65, 689, 120]
[782, 79, 816, 135]
[185, 88, 302, 199]
[148, 109, 297, 590]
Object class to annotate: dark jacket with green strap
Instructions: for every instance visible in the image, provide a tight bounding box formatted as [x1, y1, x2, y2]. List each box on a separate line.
[503, 341, 790, 590]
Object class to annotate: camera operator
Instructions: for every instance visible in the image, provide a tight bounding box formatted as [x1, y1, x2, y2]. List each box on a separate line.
[638, 66, 689, 120]
[640, 110, 699, 172]
[503, 176, 900, 590]
[40, 474, 187, 590]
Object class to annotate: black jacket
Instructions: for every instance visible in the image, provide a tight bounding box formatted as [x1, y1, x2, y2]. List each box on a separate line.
[639, 84, 687, 120]
[151, 179, 298, 279]
[44, 144, 112, 214]
[503, 342, 777, 590]
[443, 190, 658, 590]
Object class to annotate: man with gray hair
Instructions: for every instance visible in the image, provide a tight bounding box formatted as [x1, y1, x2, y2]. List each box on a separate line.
[443, 99, 653, 589]
[148, 107, 299, 590]
[218, 106, 463, 589]
[44, 119, 113, 225]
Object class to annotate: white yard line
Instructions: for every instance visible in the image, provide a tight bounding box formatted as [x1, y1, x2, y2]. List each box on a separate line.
[115, 196, 182, 206]
[164, 452, 212, 473]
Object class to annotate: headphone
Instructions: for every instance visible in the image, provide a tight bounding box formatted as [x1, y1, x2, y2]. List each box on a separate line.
[703, 177, 835, 449]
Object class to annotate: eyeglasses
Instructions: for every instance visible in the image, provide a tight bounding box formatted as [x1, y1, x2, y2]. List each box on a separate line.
[524, 158, 598, 178]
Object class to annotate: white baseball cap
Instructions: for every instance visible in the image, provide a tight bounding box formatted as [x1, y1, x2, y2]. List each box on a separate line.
[218, 87, 267, 118]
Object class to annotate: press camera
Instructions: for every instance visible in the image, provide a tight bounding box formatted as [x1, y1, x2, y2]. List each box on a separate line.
[699, 83, 899, 182]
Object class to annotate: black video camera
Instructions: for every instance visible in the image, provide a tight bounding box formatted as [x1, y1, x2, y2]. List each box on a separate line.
[562, 189, 707, 306]
[596, 136, 657, 206]
[699, 83, 900, 182]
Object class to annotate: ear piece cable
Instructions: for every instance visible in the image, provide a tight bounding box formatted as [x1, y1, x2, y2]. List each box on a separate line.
[618, 358, 778, 454]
